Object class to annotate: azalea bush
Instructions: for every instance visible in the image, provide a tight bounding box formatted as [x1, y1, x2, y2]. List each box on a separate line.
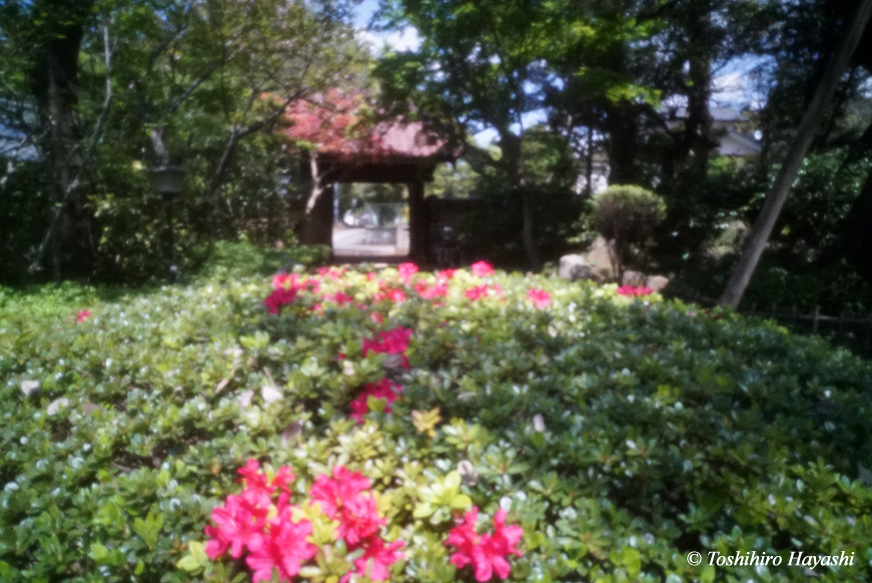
[2, 259, 872, 582]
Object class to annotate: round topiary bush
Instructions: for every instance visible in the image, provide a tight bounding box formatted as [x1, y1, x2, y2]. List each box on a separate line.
[1, 262, 871, 582]
[591, 184, 667, 280]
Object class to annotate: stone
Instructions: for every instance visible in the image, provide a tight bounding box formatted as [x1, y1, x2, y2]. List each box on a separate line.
[238, 390, 254, 409]
[457, 459, 478, 486]
[646, 275, 670, 292]
[20, 380, 40, 397]
[47, 397, 70, 416]
[559, 255, 606, 283]
[261, 385, 282, 404]
[559, 254, 585, 280]
[382, 354, 405, 369]
[81, 402, 103, 416]
[621, 270, 647, 286]
[281, 422, 302, 448]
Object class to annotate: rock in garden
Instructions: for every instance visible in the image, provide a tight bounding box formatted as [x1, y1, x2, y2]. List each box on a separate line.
[81, 402, 104, 416]
[383, 354, 405, 369]
[261, 385, 283, 404]
[559, 255, 585, 280]
[457, 459, 478, 486]
[20, 380, 40, 397]
[238, 390, 254, 409]
[559, 255, 606, 282]
[622, 270, 647, 286]
[47, 397, 70, 416]
[646, 275, 670, 292]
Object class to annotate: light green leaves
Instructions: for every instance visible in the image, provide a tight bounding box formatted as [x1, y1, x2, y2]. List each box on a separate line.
[413, 471, 472, 523]
[176, 541, 209, 573]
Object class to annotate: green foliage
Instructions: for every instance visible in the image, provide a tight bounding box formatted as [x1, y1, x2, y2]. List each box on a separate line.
[654, 156, 767, 271]
[2, 266, 872, 581]
[194, 240, 331, 282]
[591, 184, 666, 278]
[0, 0, 363, 284]
[459, 171, 584, 269]
[750, 151, 871, 264]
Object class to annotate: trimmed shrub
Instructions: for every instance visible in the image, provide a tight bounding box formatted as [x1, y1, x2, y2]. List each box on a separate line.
[591, 184, 667, 280]
[1, 263, 872, 582]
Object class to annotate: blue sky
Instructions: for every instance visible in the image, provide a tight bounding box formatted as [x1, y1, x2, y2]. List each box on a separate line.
[354, 0, 380, 28]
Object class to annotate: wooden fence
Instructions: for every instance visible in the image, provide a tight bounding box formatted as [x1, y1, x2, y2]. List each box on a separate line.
[669, 291, 872, 358]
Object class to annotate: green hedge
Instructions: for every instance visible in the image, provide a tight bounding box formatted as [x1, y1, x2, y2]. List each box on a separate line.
[1, 263, 871, 582]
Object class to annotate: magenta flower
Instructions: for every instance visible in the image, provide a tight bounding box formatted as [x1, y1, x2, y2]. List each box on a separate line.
[76, 309, 92, 323]
[465, 285, 490, 301]
[416, 282, 449, 299]
[263, 288, 297, 314]
[245, 510, 316, 582]
[471, 261, 495, 277]
[337, 492, 386, 546]
[447, 507, 524, 582]
[204, 494, 269, 560]
[617, 285, 653, 297]
[398, 262, 419, 284]
[343, 537, 405, 582]
[526, 288, 551, 308]
[348, 378, 403, 424]
[309, 466, 372, 520]
[362, 327, 413, 366]
[437, 268, 457, 283]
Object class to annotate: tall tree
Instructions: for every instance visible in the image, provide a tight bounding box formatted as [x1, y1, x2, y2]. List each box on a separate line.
[719, 0, 872, 307]
[375, 0, 570, 269]
[0, 0, 361, 280]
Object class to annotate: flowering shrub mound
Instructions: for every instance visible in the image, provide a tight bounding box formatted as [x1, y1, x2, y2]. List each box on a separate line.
[2, 259, 872, 582]
[205, 461, 404, 582]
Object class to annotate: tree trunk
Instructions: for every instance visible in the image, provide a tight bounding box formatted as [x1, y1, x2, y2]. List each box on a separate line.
[838, 165, 872, 281]
[719, 0, 872, 308]
[604, 102, 640, 186]
[680, 7, 715, 184]
[500, 131, 541, 270]
[30, 1, 95, 281]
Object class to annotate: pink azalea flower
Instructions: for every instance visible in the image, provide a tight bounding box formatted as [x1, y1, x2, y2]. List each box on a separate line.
[374, 288, 408, 303]
[526, 288, 551, 308]
[263, 288, 297, 314]
[308, 466, 372, 520]
[447, 507, 481, 571]
[465, 285, 490, 301]
[488, 509, 524, 563]
[272, 273, 296, 290]
[362, 327, 413, 366]
[471, 261, 495, 277]
[348, 378, 403, 424]
[343, 537, 405, 582]
[437, 268, 457, 283]
[324, 291, 354, 306]
[204, 494, 269, 560]
[397, 262, 419, 284]
[337, 492, 386, 546]
[616, 285, 653, 297]
[317, 267, 345, 279]
[76, 309, 92, 323]
[245, 511, 316, 582]
[416, 282, 449, 299]
[446, 507, 524, 582]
